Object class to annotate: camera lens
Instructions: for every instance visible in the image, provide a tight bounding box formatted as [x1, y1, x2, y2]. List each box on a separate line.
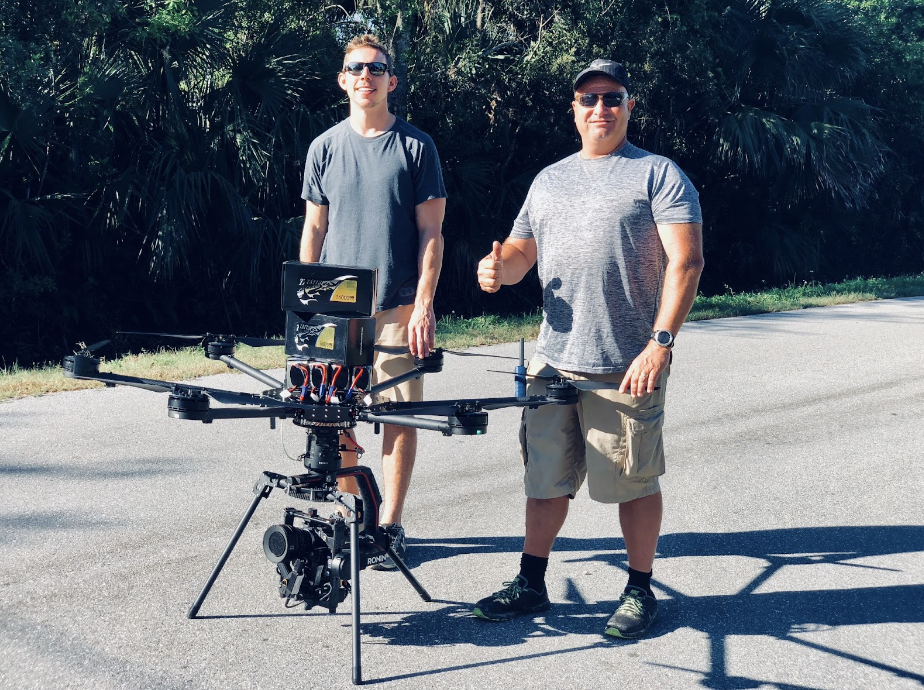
[264, 526, 291, 561]
[263, 522, 328, 564]
[264, 524, 305, 563]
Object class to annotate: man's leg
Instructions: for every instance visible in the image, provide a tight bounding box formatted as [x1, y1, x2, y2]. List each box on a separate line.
[576, 367, 667, 639]
[604, 491, 662, 639]
[473, 362, 582, 622]
[369, 304, 420, 570]
[379, 423, 417, 526]
[336, 430, 361, 496]
[619, 490, 662, 572]
[524, 496, 569, 557]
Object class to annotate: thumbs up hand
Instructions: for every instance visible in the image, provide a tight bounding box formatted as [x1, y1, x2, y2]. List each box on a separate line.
[477, 241, 505, 293]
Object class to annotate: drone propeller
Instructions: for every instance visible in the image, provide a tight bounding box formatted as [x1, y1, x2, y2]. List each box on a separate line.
[75, 339, 111, 356]
[484, 370, 652, 392]
[118, 330, 204, 340]
[234, 336, 286, 347]
[373, 345, 518, 360]
[486, 369, 554, 380]
[442, 349, 518, 360]
[117, 331, 284, 347]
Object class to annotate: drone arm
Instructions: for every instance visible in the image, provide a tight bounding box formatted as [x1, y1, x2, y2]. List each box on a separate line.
[65, 369, 176, 393]
[196, 408, 288, 422]
[359, 412, 452, 434]
[218, 355, 284, 389]
[368, 368, 424, 397]
[368, 391, 575, 417]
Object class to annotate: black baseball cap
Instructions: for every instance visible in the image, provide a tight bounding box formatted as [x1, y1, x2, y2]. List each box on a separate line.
[573, 59, 631, 92]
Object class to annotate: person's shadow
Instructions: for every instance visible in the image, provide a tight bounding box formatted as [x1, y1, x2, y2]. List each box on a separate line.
[359, 526, 924, 688]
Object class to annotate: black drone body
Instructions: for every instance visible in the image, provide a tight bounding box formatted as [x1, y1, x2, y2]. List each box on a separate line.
[63, 266, 576, 685]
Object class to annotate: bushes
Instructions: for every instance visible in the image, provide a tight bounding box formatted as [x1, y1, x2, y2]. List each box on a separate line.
[2, 0, 923, 366]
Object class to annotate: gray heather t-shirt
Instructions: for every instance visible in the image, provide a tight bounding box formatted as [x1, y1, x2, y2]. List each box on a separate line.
[510, 142, 702, 373]
[302, 117, 446, 311]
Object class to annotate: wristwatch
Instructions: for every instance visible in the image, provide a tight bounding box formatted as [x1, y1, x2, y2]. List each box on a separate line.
[651, 330, 675, 349]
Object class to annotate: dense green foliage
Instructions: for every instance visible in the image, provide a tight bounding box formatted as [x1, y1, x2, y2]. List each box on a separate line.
[2, 0, 923, 366]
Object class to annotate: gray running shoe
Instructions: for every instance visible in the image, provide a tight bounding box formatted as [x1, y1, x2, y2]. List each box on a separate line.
[371, 523, 406, 571]
[472, 575, 550, 621]
[604, 586, 658, 639]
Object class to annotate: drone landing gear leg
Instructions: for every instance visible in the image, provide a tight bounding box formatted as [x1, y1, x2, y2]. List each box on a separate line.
[187, 471, 284, 618]
[349, 511, 362, 685]
[347, 528, 430, 687]
[385, 543, 431, 602]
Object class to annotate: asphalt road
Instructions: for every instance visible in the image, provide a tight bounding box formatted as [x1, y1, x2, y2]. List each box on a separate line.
[2, 297, 923, 690]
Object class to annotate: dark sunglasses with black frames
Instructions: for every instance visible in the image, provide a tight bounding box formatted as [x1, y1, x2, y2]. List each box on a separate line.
[576, 91, 629, 108]
[342, 61, 391, 76]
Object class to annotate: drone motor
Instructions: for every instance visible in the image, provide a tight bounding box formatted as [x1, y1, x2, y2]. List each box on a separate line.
[167, 390, 210, 421]
[204, 339, 236, 360]
[446, 411, 488, 435]
[62, 354, 100, 378]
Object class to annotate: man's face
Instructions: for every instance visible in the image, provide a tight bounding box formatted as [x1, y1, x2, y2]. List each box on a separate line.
[338, 47, 397, 110]
[572, 75, 635, 150]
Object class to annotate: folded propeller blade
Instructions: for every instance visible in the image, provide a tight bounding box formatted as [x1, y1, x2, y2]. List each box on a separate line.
[373, 345, 518, 360]
[80, 339, 111, 354]
[117, 330, 205, 340]
[486, 369, 554, 379]
[236, 336, 285, 347]
[442, 349, 519, 360]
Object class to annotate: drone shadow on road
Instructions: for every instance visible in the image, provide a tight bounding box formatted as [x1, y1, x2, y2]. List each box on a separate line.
[361, 525, 924, 688]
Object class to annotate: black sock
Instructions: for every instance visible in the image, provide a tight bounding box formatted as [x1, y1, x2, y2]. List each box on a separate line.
[518, 553, 548, 593]
[626, 567, 653, 597]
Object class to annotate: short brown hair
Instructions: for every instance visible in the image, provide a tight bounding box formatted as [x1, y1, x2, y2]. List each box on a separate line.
[343, 34, 393, 73]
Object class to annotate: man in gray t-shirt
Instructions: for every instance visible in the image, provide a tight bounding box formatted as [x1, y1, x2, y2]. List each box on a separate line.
[474, 59, 704, 638]
[299, 34, 447, 570]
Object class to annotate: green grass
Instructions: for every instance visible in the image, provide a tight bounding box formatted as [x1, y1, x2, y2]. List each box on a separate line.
[687, 274, 924, 321]
[3, 273, 922, 402]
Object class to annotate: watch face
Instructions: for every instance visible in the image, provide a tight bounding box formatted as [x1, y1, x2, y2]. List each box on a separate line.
[655, 330, 673, 346]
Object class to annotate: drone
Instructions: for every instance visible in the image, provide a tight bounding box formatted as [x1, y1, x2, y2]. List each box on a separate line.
[62, 262, 577, 686]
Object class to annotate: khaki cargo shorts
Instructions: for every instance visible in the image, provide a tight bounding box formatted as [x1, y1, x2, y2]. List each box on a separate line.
[371, 303, 424, 403]
[520, 360, 668, 504]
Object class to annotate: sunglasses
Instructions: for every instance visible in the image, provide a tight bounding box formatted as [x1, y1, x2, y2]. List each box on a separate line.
[342, 61, 390, 76]
[576, 91, 628, 108]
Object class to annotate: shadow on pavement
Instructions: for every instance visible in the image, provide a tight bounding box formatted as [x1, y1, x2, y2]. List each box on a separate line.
[364, 525, 924, 687]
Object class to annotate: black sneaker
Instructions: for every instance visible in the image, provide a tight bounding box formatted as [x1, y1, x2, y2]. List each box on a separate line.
[604, 586, 658, 639]
[371, 523, 406, 571]
[472, 575, 551, 621]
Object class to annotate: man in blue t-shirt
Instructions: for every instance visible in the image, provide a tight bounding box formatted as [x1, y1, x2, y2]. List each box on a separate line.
[300, 34, 447, 570]
[474, 59, 704, 638]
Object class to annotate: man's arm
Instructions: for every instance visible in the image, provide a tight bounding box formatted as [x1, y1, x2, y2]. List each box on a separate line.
[476, 237, 538, 292]
[299, 200, 329, 262]
[620, 222, 704, 397]
[408, 197, 446, 358]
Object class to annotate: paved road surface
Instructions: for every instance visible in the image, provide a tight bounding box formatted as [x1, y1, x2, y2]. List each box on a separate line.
[1, 298, 923, 689]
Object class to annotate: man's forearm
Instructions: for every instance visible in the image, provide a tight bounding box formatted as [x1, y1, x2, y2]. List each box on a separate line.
[299, 225, 325, 263]
[416, 228, 443, 306]
[300, 202, 328, 262]
[654, 259, 704, 334]
[653, 222, 704, 335]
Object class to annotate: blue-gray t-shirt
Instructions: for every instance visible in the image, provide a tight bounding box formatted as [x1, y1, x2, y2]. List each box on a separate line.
[301, 117, 447, 311]
[510, 142, 702, 373]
